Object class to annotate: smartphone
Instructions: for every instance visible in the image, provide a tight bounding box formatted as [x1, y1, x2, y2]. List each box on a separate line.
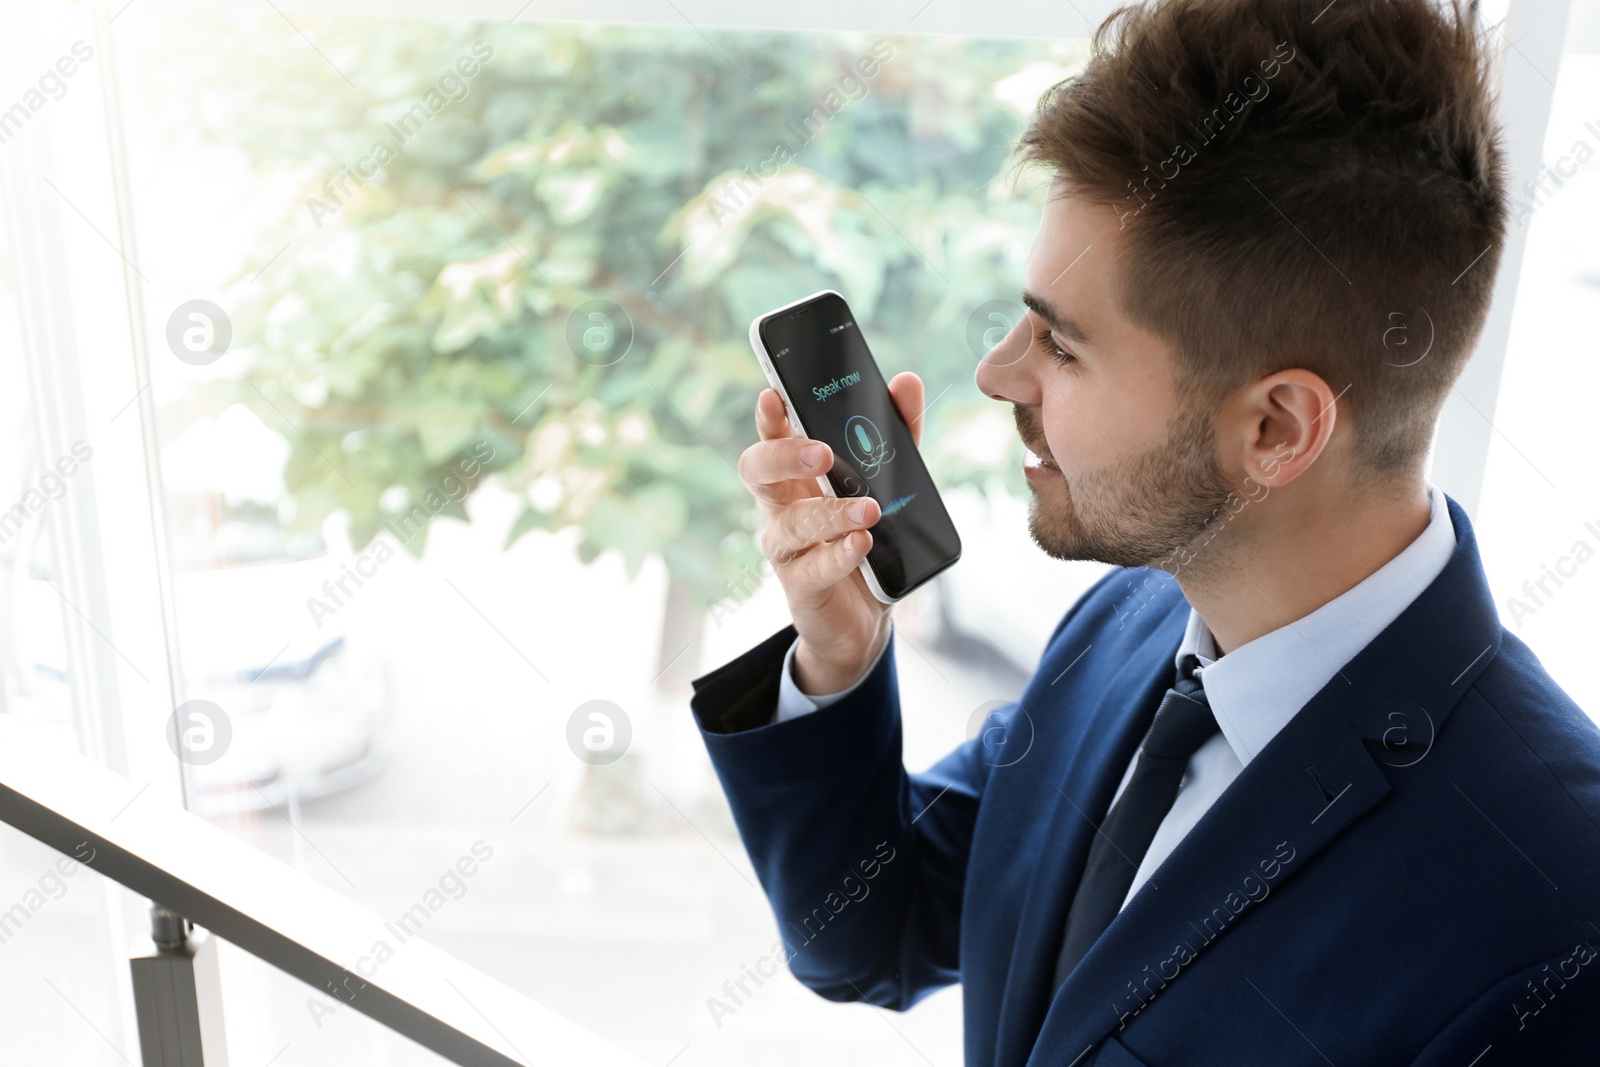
[749, 289, 962, 604]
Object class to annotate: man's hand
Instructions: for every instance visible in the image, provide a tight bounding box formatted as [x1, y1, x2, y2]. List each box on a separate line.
[737, 373, 926, 695]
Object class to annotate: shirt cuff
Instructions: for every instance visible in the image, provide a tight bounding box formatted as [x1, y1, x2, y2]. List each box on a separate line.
[774, 620, 895, 724]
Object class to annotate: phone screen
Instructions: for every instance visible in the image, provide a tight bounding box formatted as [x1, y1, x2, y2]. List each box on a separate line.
[760, 292, 961, 600]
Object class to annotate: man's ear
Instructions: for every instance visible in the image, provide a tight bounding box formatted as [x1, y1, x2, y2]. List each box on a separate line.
[1229, 369, 1341, 488]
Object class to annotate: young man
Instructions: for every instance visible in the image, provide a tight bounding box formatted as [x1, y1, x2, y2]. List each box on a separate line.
[691, 0, 1600, 1062]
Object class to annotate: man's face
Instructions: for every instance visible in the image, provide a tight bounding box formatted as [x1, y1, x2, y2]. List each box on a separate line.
[973, 191, 1237, 571]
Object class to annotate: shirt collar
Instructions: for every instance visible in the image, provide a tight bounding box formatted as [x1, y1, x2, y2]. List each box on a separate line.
[1173, 480, 1456, 768]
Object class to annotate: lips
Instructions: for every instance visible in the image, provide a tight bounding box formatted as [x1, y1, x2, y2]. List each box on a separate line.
[1024, 442, 1060, 470]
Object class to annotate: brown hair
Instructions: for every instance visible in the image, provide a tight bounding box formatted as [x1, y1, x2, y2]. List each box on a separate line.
[1012, 0, 1507, 479]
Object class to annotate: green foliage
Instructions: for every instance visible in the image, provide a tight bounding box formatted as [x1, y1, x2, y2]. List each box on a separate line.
[124, 13, 1084, 607]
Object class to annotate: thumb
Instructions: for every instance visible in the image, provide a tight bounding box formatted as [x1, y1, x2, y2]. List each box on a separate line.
[887, 372, 926, 449]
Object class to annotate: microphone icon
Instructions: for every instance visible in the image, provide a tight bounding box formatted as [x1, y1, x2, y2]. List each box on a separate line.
[845, 415, 893, 477]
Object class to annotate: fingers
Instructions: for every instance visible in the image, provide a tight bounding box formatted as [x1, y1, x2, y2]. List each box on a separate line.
[888, 371, 926, 448]
[738, 434, 834, 506]
[743, 388, 829, 505]
[787, 528, 874, 595]
[760, 495, 881, 566]
[744, 375, 924, 511]
[755, 388, 794, 442]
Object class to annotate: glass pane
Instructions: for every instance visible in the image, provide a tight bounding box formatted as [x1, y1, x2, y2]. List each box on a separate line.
[110, 11, 1089, 1064]
[1476, 2, 1600, 725]
[0, 210, 134, 1067]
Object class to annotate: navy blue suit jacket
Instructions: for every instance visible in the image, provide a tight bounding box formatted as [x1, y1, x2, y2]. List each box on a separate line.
[690, 494, 1600, 1065]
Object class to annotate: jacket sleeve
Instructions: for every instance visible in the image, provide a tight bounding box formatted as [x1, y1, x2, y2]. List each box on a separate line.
[690, 621, 992, 1010]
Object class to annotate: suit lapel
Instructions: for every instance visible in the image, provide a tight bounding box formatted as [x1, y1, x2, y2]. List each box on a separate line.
[990, 602, 1189, 1067]
[1028, 680, 1393, 1064]
[1024, 493, 1503, 1065]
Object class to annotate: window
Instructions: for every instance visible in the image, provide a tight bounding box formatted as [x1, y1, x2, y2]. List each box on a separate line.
[0, 0, 1588, 1062]
[1476, 0, 1600, 723]
[108, 9, 1078, 1062]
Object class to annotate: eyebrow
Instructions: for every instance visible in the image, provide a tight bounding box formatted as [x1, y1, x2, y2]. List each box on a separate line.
[1021, 290, 1091, 346]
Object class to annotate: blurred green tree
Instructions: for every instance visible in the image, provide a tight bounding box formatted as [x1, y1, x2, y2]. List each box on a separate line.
[124, 14, 1083, 682]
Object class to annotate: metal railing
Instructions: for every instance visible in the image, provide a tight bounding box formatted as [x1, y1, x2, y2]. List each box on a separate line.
[0, 715, 647, 1066]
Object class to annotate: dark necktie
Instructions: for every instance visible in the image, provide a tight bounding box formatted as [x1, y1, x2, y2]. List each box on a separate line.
[1052, 652, 1218, 992]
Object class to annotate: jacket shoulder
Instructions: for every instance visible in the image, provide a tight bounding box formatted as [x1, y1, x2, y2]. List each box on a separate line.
[1469, 628, 1600, 828]
[1043, 565, 1188, 655]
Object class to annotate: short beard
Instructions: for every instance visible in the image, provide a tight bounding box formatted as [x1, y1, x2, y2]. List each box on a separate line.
[1021, 399, 1237, 570]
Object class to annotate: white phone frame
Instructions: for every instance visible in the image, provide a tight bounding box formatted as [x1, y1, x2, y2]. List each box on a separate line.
[747, 288, 959, 605]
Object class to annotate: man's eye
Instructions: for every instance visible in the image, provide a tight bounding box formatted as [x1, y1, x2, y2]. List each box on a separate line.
[1035, 328, 1076, 365]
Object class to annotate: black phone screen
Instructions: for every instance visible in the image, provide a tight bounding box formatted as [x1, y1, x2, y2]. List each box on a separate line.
[760, 292, 961, 600]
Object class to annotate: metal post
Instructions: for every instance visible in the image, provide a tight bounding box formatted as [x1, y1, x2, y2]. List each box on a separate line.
[129, 904, 229, 1066]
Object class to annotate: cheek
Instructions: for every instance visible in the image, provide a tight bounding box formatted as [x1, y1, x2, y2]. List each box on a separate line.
[1073, 371, 1172, 462]
[1040, 392, 1085, 466]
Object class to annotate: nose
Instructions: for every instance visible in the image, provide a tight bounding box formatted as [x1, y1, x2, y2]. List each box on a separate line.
[975, 309, 1036, 404]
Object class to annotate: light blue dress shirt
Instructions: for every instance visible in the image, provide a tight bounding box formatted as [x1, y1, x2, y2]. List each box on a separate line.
[772, 481, 1456, 910]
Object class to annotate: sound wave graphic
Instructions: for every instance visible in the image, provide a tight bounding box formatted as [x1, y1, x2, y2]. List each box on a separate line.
[881, 493, 917, 517]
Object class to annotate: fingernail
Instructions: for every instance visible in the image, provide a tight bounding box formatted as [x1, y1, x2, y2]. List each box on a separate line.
[847, 501, 867, 523]
[802, 443, 826, 466]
